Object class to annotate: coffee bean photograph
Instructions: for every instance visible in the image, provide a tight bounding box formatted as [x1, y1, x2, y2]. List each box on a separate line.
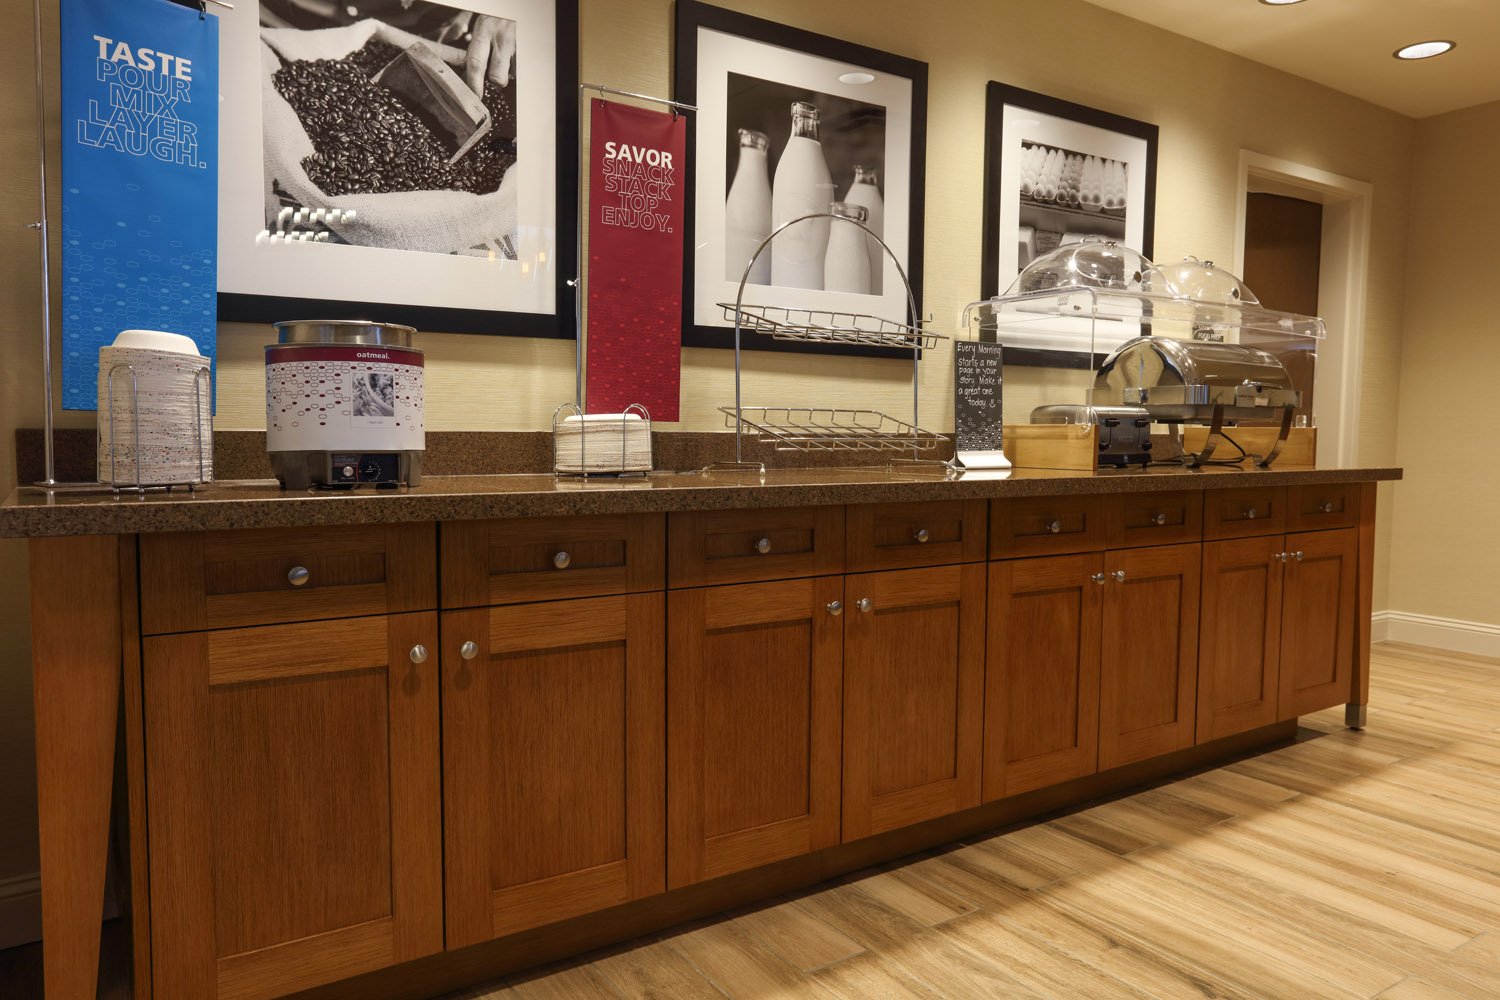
[258, 0, 521, 258]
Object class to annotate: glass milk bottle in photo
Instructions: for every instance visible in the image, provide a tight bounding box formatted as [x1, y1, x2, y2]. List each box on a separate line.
[770, 101, 833, 289]
[841, 165, 884, 293]
[823, 202, 871, 294]
[724, 128, 772, 284]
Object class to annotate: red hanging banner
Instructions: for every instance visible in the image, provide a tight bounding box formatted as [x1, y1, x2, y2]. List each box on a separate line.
[585, 99, 686, 420]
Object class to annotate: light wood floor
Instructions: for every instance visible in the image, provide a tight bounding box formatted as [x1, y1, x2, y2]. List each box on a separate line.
[447, 642, 1500, 1000]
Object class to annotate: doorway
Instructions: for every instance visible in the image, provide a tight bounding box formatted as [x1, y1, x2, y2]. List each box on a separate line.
[1232, 152, 1373, 467]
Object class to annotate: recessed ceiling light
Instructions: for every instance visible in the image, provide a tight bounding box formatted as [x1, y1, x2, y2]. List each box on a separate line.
[839, 72, 875, 85]
[1258, 0, 1307, 6]
[1394, 40, 1456, 60]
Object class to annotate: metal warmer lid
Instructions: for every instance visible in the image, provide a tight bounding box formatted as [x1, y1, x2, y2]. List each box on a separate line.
[1093, 336, 1300, 420]
[272, 320, 418, 349]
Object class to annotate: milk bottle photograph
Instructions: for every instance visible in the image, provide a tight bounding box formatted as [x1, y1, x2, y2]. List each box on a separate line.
[841, 164, 884, 294]
[724, 128, 773, 283]
[823, 202, 871, 294]
[770, 101, 834, 289]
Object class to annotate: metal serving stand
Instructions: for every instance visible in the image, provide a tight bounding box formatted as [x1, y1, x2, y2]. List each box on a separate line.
[101, 360, 213, 494]
[709, 211, 947, 476]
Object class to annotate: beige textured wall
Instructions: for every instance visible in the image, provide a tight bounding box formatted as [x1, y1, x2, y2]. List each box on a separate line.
[0, 0, 1416, 896]
[1387, 100, 1500, 625]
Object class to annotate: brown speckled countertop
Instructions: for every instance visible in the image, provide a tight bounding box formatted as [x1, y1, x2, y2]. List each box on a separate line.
[1, 464, 1402, 538]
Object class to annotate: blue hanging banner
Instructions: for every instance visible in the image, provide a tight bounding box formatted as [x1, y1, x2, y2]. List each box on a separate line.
[60, 0, 218, 410]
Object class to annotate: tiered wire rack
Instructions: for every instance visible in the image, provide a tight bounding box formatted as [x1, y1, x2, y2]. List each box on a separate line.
[709, 211, 948, 476]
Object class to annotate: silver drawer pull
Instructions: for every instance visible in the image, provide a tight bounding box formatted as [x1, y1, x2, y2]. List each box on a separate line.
[409, 645, 428, 665]
[1152, 512, 1167, 526]
[1045, 519, 1062, 534]
[1091, 572, 1107, 585]
[287, 566, 311, 587]
[1319, 501, 1335, 514]
[1294, 550, 1304, 562]
[856, 597, 873, 613]
[827, 600, 843, 616]
[1111, 570, 1126, 583]
[755, 537, 772, 555]
[914, 527, 931, 543]
[553, 551, 571, 570]
[460, 641, 479, 661]
[1243, 507, 1258, 520]
[1275, 552, 1289, 563]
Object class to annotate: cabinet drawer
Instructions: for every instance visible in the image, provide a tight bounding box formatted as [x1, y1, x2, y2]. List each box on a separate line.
[846, 500, 986, 572]
[441, 514, 664, 608]
[669, 507, 844, 588]
[1105, 491, 1202, 549]
[141, 522, 436, 635]
[1203, 488, 1287, 539]
[990, 496, 1104, 558]
[1287, 483, 1360, 532]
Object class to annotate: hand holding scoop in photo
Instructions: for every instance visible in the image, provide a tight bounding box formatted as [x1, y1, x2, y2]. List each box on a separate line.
[375, 41, 492, 165]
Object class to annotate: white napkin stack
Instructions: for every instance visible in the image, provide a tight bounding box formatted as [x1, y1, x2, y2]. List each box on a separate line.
[555, 412, 652, 474]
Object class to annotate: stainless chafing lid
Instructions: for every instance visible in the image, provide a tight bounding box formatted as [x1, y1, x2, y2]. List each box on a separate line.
[271, 320, 419, 350]
[1096, 336, 1292, 392]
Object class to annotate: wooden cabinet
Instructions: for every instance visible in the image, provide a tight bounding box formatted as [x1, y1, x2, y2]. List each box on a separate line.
[668, 507, 843, 588]
[1287, 483, 1361, 532]
[990, 495, 1105, 558]
[1197, 528, 1358, 739]
[842, 564, 985, 839]
[1203, 487, 1287, 540]
[1279, 528, 1358, 718]
[1098, 543, 1201, 768]
[667, 577, 843, 887]
[440, 594, 665, 947]
[142, 614, 442, 1000]
[984, 554, 1103, 799]
[1104, 491, 1203, 549]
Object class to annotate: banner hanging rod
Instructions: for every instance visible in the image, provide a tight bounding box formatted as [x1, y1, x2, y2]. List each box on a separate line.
[579, 83, 696, 114]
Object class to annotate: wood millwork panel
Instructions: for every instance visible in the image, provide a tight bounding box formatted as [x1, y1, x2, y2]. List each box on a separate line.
[118, 536, 153, 1000]
[1197, 535, 1284, 743]
[1353, 483, 1377, 713]
[668, 577, 843, 886]
[843, 564, 985, 839]
[143, 613, 442, 999]
[1279, 528, 1358, 718]
[983, 553, 1102, 799]
[441, 514, 664, 608]
[441, 594, 664, 947]
[1202, 487, 1286, 540]
[989, 496, 1104, 559]
[845, 500, 987, 572]
[29, 535, 121, 1000]
[140, 522, 436, 634]
[1286, 482, 1360, 532]
[1104, 490, 1203, 549]
[1098, 543, 1202, 769]
[668, 507, 844, 588]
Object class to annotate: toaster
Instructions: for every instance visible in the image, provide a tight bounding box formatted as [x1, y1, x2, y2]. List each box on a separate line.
[1030, 404, 1153, 468]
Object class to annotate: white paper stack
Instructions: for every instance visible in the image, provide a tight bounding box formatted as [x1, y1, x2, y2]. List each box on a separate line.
[554, 412, 652, 474]
[96, 330, 214, 486]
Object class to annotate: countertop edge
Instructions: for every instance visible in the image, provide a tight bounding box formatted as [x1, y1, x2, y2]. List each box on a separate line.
[1, 467, 1404, 539]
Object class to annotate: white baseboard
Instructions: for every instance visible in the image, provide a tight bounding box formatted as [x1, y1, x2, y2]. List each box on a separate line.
[0, 872, 42, 951]
[1373, 610, 1500, 659]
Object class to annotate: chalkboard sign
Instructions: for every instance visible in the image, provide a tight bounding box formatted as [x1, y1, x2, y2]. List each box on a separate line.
[954, 341, 1005, 463]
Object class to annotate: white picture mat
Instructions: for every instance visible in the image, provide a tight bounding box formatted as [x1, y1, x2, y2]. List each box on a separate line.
[693, 26, 913, 329]
[216, 0, 558, 316]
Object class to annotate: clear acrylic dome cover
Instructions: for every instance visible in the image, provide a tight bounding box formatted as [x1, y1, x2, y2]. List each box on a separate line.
[1145, 256, 1261, 305]
[1006, 237, 1154, 295]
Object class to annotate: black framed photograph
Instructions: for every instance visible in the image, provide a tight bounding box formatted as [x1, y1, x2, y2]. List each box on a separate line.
[980, 82, 1158, 366]
[215, 0, 578, 338]
[674, 0, 928, 357]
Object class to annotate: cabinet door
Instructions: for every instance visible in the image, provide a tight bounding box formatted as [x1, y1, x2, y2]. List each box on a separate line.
[984, 554, 1103, 800]
[668, 577, 843, 887]
[1099, 543, 1202, 769]
[441, 594, 664, 947]
[1198, 536, 1284, 743]
[843, 564, 985, 839]
[1279, 528, 1358, 718]
[144, 614, 442, 1000]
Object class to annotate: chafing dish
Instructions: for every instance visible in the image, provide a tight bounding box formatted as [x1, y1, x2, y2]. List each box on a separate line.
[1093, 336, 1299, 466]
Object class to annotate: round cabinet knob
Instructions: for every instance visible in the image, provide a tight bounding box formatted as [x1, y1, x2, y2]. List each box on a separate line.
[1320, 501, 1335, 514]
[856, 597, 873, 613]
[552, 551, 572, 570]
[1294, 550, 1305, 562]
[1045, 520, 1062, 534]
[1152, 512, 1167, 526]
[287, 566, 311, 587]
[826, 600, 843, 616]
[913, 528, 931, 544]
[1243, 507, 1258, 520]
[1275, 552, 1289, 563]
[754, 537, 772, 555]
[1091, 572, 1107, 585]
[1111, 570, 1127, 583]
[459, 641, 479, 661]
[409, 644, 428, 665]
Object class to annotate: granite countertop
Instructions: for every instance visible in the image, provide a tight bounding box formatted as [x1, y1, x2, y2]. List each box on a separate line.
[1, 464, 1402, 538]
